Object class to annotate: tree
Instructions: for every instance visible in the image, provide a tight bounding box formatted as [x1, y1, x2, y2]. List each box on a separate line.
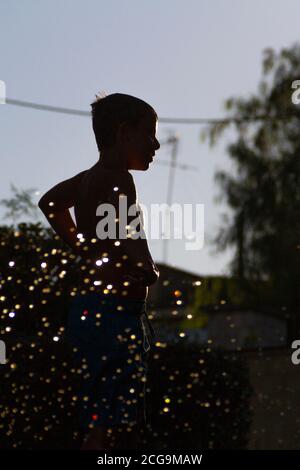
[201, 43, 300, 330]
[0, 183, 40, 223]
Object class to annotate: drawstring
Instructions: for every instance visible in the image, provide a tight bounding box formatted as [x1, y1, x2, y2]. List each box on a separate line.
[94, 294, 156, 352]
[140, 306, 156, 352]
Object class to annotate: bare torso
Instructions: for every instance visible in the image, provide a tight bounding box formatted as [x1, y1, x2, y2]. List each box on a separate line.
[74, 162, 148, 301]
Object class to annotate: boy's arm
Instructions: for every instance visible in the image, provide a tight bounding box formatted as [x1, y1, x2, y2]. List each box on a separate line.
[38, 170, 87, 253]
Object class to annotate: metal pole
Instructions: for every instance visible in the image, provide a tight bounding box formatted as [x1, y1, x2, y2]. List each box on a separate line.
[162, 135, 179, 264]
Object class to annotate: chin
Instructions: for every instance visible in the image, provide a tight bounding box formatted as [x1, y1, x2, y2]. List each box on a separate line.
[129, 158, 151, 170]
[131, 163, 150, 171]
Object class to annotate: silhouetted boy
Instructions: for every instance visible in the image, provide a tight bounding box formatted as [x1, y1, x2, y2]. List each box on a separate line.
[38, 92, 160, 450]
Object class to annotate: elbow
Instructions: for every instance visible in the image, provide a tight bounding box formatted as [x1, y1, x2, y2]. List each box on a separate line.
[38, 197, 45, 211]
[38, 197, 44, 209]
[38, 197, 47, 212]
[38, 195, 53, 214]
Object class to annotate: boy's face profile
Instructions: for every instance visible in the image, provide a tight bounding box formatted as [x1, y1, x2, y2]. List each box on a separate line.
[119, 113, 160, 171]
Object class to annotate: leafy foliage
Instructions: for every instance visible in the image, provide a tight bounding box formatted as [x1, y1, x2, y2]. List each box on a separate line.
[201, 44, 300, 325]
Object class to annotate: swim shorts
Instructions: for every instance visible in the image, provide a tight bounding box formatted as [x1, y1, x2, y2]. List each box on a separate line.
[65, 292, 155, 432]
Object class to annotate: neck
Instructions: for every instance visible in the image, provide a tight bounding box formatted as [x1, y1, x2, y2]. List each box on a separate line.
[98, 147, 128, 171]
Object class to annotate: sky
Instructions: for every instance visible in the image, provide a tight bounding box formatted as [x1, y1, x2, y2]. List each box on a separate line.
[1, 0, 299, 276]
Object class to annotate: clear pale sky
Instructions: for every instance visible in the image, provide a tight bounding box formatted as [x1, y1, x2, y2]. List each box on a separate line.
[1, 0, 299, 276]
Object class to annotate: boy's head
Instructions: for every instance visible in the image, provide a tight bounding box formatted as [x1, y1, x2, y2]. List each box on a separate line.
[90, 92, 160, 170]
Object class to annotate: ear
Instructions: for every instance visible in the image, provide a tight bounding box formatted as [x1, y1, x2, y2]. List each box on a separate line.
[116, 121, 132, 143]
[117, 121, 137, 145]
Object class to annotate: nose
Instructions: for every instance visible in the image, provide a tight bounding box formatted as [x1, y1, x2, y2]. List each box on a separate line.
[155, 138, 160, 151]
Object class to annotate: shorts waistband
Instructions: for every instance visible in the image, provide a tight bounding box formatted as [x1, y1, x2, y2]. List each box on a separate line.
[69, 292, 156, 345]
[70, 292, 146, 314]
